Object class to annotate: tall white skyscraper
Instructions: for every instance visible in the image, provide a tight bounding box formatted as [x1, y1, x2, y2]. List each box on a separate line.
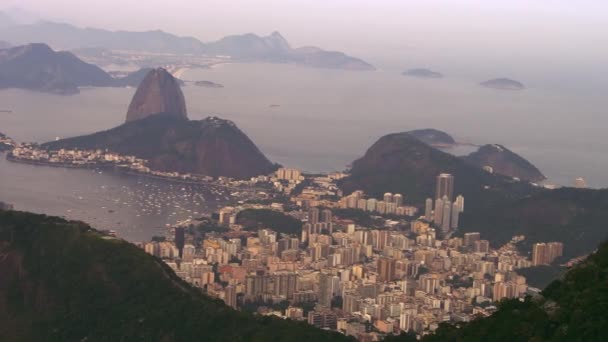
[435, 173, 455, 201]
[393, 193, 403, 207]
[383, 192, 394, 203]
[441, 198, 452, 233]
[434, 198, 444, 225]
[451, 202, 460, 229]
[455, 195, 465, 213]
[425, 198, 433, 221]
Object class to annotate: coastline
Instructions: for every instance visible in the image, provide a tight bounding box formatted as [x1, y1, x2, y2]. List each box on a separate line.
[5, 153, 264, 191]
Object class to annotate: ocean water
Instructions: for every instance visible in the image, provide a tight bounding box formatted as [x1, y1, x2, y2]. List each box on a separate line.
[0, 154, 226, 241]
[0, 62, 607, 238]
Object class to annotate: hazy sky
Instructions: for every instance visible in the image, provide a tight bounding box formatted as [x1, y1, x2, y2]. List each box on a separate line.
[3, 0, 607, 82]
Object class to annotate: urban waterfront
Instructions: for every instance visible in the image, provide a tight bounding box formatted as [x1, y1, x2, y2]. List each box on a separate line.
[0, 152, 227, 241]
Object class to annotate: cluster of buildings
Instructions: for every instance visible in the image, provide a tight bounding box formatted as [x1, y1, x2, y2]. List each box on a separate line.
[138, 184, 545, 339]
[9, 144, 149, 170]
[338, 191, 419, 217]
[272, 167, 305, 194]
[0, 134, 15, 150]
[423, 174, 465, 234]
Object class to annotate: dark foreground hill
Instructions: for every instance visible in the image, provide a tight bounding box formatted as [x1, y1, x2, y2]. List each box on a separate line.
[387, 239, 608, 341]
[0, 210, 350, 341]
[43, 114, 277, 179]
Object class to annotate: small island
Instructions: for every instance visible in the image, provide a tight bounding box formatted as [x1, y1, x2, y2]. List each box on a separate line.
[402, 68, 443, 79]
[480, 78, 525, 90]
[194, 80, 224, 88]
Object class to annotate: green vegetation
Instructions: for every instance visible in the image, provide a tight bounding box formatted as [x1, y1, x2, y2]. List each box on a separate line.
[236, 209, 302, 236]
[0, 210, 351, 341]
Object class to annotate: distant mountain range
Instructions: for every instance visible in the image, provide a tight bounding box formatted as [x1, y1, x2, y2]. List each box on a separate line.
[0, 12, 374, 70]
[43, 68, 277, 179]
[0, 43, 170, 94]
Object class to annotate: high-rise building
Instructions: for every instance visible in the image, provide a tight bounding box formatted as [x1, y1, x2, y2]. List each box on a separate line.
[273, 272, 298, 300]
[318, 272, 339, 307]
[366, 198, 378, 212]
[441, 199, 452, 233]
[393, 194, 403, 207]
[245, 274, 270, 298]
[474, 240, 490, 253]
[435, 173, 455, 201]
[424, 198, 433, 221]
[434, 198, 444, 225]
[455, 195, 465, 213]
[343, 292, 361, 313]
[308, 208, 320, 225]
[464, 232, 481, 247]
[574, 177, 587, 188]
[376, 201, 386, 214]
[224, 285, 237, 309]
[308, 311, 337, 329]
[219, 206, 237, 225]
[451, 202, 460, 229]
[384, 192, 394, 203]
[532, 242, 564, 266]
[377, 257, 396, 282]
[276, 168, 302, 181]
[174, 227, 185, 258]
[357, 198, 368, 211]
[321, 209, 332, 223]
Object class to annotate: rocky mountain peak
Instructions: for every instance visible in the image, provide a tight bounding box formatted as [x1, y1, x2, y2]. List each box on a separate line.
[125, 67, 187, 123]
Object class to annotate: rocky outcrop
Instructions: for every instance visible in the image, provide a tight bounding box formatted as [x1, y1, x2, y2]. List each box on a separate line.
[45, 65, 275, 179]
[461, 144, 545, 182]
[125, 68, 187, 123]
